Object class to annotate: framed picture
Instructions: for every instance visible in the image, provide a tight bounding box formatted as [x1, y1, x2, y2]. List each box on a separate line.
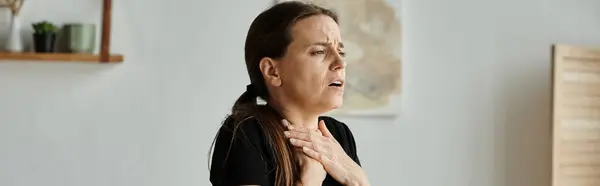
[276, 0, 403, 117]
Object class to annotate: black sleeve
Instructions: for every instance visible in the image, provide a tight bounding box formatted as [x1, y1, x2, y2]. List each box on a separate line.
[209, 117, 271, 186]
[341, 121, 361, 166]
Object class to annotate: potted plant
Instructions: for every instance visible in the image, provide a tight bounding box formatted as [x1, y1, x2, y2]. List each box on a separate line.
[32, 21, 58, 53]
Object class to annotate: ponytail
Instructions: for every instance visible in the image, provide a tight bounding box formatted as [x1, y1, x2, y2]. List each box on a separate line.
[212, 83, 301, 186]
[231, 84, 259, 112]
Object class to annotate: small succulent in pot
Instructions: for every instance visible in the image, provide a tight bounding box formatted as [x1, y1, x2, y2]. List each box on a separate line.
[32, 21, 58, 53]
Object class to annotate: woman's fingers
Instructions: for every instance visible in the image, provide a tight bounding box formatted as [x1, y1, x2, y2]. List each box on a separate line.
[302, 146, 319, 160]
[283, 119, 326, 137]
[302, 146, 329, 162]
[289, 138, 312, 148]
[318, 120, 334, 138]
[287, 124, 314, 132]
[286, 131, 329, 153]
[284, 130, 312, 142]
[302, 146, 336, 172]
[282, 119, 291, 127]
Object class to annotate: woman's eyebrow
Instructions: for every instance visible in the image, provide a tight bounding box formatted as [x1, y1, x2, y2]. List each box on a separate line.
[306, 41, 344, 48]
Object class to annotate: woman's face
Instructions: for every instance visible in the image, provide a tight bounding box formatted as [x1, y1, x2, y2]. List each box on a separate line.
[261, 14, 346, 114]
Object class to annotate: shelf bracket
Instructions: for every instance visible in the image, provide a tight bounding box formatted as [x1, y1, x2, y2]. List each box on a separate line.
[100, 0, 112, 63]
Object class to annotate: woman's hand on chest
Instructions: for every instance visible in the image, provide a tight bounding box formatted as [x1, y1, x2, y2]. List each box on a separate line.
[283, 119, 369, 186]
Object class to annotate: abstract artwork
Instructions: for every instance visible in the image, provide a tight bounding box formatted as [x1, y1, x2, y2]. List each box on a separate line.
[277, 0, 403, 116]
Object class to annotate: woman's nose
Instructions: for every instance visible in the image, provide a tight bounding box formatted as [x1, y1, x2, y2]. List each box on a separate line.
[331, 57, 345, 71]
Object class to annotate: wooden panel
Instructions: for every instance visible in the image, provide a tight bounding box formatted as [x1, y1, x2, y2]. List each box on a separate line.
[0, 52, 123, 63]
[553, 44, 600, 186]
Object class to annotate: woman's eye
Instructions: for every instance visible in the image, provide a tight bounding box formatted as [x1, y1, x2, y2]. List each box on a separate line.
[338, 51, 346, 57]
[310, 50, 326, 56]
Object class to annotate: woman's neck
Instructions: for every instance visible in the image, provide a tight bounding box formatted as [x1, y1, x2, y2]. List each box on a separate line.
[282, 110, 320, 130]
[267, 101, 320, 130]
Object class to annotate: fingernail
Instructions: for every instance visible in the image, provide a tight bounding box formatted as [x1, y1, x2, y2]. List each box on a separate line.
[284, 131, 290, 136]
[289, 138, 296, 143]
[281, 119, 288, 126]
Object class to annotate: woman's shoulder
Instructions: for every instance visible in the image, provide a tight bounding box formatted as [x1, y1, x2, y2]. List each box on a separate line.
[212, 116, 273, 161]
[217, 115, 269, 144]
[210, 116, 276, 185]
[211, 115, 275, 165]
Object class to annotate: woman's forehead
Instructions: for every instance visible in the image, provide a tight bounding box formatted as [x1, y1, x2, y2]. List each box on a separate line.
[290, 15, 341, 46]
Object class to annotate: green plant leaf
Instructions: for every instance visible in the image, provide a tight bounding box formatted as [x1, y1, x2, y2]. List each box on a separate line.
[32, 20, 58, 34]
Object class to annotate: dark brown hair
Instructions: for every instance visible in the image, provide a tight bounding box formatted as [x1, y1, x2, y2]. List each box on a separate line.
[211, 1, 338, 186]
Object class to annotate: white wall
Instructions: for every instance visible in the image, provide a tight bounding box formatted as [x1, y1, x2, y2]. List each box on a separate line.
[0, 0, 599, 185]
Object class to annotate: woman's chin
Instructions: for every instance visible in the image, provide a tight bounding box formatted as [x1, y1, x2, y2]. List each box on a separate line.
[325, 97, 344, 110]
[312, 95, 344, 114]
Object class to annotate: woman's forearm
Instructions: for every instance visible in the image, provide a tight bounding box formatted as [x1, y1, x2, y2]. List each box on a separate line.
[346, 177, 370, 186]
[344, 164, 371, 186]
[346, 175, 370, 186]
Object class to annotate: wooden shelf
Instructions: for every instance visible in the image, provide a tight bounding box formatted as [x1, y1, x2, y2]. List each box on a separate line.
[0, 52, 123, 63]
[0, 0, 123, 63]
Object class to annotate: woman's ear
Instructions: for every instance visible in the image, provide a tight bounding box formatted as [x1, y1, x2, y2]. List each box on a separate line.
[259, 57, 282, 87]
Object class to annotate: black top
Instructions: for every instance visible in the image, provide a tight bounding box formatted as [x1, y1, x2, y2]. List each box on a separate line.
[209, 116, 361, 186]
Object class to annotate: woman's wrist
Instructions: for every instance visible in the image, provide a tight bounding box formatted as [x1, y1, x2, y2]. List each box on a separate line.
[344, 176, 369, 186]
[345, 175, 370, 186]
[344, 164, 370, 186]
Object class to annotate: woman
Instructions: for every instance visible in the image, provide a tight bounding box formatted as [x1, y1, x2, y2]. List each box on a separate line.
[209, 1, 370, 186]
